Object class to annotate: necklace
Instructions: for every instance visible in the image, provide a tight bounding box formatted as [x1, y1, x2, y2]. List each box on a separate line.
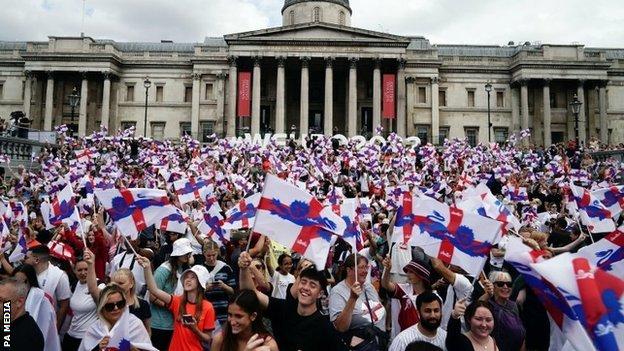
[467, 332, 490, 350]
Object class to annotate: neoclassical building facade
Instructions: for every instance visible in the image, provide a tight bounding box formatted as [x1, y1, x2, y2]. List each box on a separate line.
[0, 0, 623, 146]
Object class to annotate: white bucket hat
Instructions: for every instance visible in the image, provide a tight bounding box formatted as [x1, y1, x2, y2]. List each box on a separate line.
[170, 238, 193, 257]
[175, 265, 210, 294]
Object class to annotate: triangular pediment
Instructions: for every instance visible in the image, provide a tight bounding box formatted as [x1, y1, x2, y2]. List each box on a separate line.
[224, 23, 410, 46]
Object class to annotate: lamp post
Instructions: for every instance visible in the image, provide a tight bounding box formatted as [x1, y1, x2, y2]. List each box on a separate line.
[68, 87, 80, 137]
[143, 77, 151, 137]
[485, 81, 493, 143]
[570, 94, 582, 149]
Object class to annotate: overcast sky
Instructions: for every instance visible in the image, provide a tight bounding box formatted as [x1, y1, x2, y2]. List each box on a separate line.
[1, 0, 622, 47]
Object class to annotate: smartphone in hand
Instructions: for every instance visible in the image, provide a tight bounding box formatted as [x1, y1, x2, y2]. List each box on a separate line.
[182, 314, 194, 324]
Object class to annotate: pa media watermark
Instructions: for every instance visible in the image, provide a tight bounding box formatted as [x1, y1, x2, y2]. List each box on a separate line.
[2, 301, 9, 350]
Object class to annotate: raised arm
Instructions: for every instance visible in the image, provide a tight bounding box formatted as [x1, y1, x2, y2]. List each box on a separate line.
[381, 256, 397, 293]
[431, 256, 456, 285]
[136, 256, 172, 305]
[83, 249, 101, 302]
[238, 251, 269, 310]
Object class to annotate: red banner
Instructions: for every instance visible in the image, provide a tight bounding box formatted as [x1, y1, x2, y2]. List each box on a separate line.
[237, 72, 251, 117]
[382, 74, 396, 119]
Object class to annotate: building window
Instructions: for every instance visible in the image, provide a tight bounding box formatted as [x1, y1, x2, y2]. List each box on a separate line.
[205, 83, 213, 100]
[496, 91, 504, 108]
[416, 125, 430, 143]
[180, 122, 191, 137]
[439, 90, 447, 107]
[121, 121, 136, 132]
[0, 82, 4, 100]
[418, 87, 427, 104]
[494, 127, 508, 144]
[151, 122, 165, 140]
[125, 84, 135, 102]
[289, 10, 295, 25]
[200, 121, 215, 142]
[313, 7, 320, 22]
[438, 127, 450, 144]
[339, 11, 345, 25]
[467, 89, 475, 107]
[465, 127, 479, 147]
[156, 85, 164, 102]
[184, 86, 193, 103]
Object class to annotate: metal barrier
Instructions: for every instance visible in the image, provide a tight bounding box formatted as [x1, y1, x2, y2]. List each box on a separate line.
[589, 150, 624, 163]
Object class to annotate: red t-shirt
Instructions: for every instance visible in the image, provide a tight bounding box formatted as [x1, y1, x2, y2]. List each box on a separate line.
[168, 295, 216, 351]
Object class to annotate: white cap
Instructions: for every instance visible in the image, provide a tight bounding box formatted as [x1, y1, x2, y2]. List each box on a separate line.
[170, 238, 193, 257]
[175, 265, 210, 294]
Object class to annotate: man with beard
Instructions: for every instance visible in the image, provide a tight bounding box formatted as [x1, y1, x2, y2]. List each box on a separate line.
[388, 291, 447, 351]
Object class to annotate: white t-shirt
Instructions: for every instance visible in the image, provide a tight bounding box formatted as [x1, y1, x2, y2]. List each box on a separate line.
[37, 264, 72, 304]
[109, 251, 146, 295]
[389, 324, 447, 351]
[270, 271, 295, 299]
[68, 282, 98, 338]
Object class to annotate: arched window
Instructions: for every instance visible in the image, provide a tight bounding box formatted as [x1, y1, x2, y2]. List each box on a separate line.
[313, 7, 320, 22]
[339, 11, 345, 25]
[289, 10, 295, 25]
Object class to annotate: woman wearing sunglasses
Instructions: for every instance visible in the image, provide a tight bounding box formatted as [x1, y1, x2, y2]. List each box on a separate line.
[79, 285, 157, 351]
[137, 255, 216, 351]
[479, 271, 526, 351]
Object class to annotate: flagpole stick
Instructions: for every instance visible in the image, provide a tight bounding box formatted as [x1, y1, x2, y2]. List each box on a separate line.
[122, 234, 139, 256]
[574, 216, 595, 244]
[247, 174, 270, 253]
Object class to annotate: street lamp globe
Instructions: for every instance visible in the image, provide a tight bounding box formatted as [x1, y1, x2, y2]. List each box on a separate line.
[69, 87, 80, 108]
[144, 77, 152, 89]
[484, 82, 493, 93]
[570, 94, 582, 114]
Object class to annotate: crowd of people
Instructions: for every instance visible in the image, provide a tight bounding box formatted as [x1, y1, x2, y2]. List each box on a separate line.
[0, 123, 622, 351]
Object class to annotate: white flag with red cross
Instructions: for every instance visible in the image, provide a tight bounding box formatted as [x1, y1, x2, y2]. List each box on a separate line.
[569, 183, 616, 234]
[173, 177, 213, 205]
[254, 174, 346, 268]
[222, 193, 261, 230]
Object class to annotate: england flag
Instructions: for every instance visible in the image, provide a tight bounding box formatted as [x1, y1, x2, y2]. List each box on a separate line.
[173, 177, 213, 205]
[41, 183, 82, 231]
[570, 183, 616, 234]
[254, 174, 347, 268]
[592, 186, 624, 219]
[222, 193, 261, 230]
[578, 227, 624, 280]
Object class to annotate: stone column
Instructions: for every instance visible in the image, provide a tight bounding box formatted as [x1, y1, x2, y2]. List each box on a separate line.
[251, 57, 262, 136]
[577, 80, 587, 146]
[598, 81, 608, 144]
[226, 56, 238, 138]
[511, 84, 520, 132]
[191, 73, 201, 138]
[78, 72, 89, 137]
[405, 76, 416, 137]
[216, 73, 226, 136]
[100, 71, 111, 131]
[275, 56, 286, 134]
[44, 71, 54, 131]
[347, 57, 358, 137]
[324, 57, 334, 136]
[22, 71, 32, 120]
[542, 79, 552, 147]
[396, 59, 407, 136]
[431, 77, 440, 144]
[520, 79, 529, 131]
[372, 58, 381, 130]
[299, 57, 310, 136]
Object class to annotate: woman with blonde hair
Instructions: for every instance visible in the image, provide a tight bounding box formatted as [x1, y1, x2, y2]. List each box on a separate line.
[85, 249, 152, 334]
[202, 240, 236, 326]
[79, 284, 157, 351]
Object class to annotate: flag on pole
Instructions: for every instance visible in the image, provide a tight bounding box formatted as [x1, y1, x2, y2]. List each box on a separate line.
[159, 210, 190, 234]
[504, 185, 529, 203]
[173, 177, 212, 205]
[95, 188, 171, 239]
[74, 148, 100, 163]
[41, 183, 81, 231]
[395, 193, 501, 276]
[197, 200, 229, 246]
[222, 193, 261, 230]
[254, 174, 346, 268]
[577, 227, 624, 279]
[569, 183, 616, 234]
[592, 186, 624, 219]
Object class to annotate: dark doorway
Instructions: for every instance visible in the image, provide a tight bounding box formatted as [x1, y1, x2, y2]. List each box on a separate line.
[552, 131, 564, 144]
[309, 110, 323, 134]
[260, 106, 271, 135]
[361, 107, 373, 137]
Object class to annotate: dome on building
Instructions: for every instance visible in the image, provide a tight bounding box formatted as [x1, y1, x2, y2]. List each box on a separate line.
[282, 0, 352, 26]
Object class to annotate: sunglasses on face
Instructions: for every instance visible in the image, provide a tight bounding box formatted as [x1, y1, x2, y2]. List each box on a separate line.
[494, 281, 512, 288]
[103, 299, 126, 312]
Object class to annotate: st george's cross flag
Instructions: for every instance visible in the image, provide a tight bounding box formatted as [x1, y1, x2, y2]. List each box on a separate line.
[222, 193, 261, 230]
[461, 183, 522, 234]
[504, 236, 595, 351]
[578, 226, 624, 280]
[41, 183, 82, 231]
[95, 188, 171, 239]
[79, 310, 157, 351]
[159, 209, 190, 234]
[504, 185, 529, 203]
[569, 183, 616, 234]
[394, 193, 502, 277]
[592, 186, 624, 219]
[532, 252, 624, 351]
[173, 177, 212, 205]
[334, 200, 364, 252]
[197, 200, 229, 247]
[74, 148, 100, 163]
[254, 174, 347, 269]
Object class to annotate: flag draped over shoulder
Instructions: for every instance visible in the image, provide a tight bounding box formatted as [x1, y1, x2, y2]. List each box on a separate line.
[94, 188, 171, 239]
[394, 193, 502, 276]
[254, 174, 346, 268]
[79, 310, 157, 351]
